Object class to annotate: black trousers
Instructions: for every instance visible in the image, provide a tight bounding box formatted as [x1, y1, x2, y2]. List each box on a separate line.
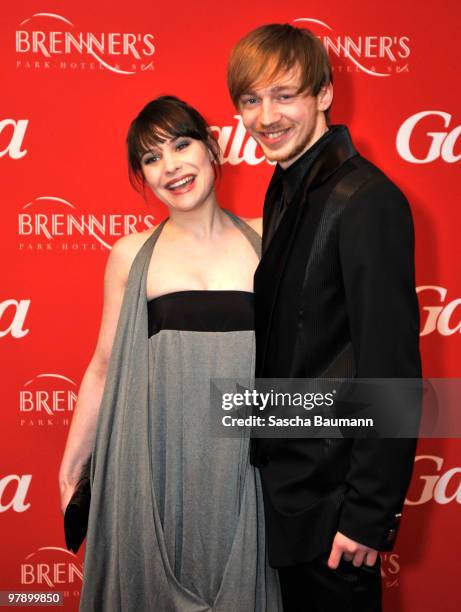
[278, 554, 382, 612]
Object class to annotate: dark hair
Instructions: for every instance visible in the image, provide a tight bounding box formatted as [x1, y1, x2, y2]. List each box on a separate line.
[228, 24, 333, 120]
[126, 95, 221, 192]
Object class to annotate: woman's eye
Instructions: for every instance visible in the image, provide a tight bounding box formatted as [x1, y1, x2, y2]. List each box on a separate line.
[143, 155, 159, 165]
[176, 140, 190, 151]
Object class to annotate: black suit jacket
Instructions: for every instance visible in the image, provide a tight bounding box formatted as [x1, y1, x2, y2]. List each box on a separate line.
[252, 126, 422, 567]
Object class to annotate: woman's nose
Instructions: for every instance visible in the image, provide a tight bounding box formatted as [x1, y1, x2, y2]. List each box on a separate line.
[163, 150, 181, 174]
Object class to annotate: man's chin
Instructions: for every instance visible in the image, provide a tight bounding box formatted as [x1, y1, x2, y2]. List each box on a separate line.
[262, 147, 296, 164]
[258, 144, 289, 162]
[262, 137, 314, 166]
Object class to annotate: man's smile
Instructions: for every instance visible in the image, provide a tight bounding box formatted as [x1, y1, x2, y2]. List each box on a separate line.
[257, 127, 293, 146]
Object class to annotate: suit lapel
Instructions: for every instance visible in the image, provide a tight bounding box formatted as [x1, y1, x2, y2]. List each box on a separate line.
[255, 127, 358, 374]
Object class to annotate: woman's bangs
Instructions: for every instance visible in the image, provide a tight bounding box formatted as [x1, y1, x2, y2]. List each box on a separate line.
[135, 113, 200, 159]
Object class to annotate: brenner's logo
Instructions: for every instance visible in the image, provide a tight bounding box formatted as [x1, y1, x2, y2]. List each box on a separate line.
[21, 547, 82, 598]
[396, 111, 461, 163]
[18, 195, 155, 251]
[16, 12, 156, 73]
[293, 18, 410, 76]
[20, 373, 77, 428]
[0, 474, 32, 513]
[380, 553, 400, 589]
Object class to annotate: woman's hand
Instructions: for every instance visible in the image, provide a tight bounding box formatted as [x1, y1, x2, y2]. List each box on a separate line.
[59, 480, 76, 515]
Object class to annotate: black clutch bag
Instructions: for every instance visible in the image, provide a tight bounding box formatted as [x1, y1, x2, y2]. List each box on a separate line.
[64, 456, 92, 554]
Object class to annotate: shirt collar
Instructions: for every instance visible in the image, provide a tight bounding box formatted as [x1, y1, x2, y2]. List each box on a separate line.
[274, 125, 341, 202]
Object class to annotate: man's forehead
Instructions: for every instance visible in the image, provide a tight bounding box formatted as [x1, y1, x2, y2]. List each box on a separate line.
[244, 65, 302, 95]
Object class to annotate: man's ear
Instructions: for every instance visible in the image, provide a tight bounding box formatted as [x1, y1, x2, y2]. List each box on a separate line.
[317, 83, 333, 112]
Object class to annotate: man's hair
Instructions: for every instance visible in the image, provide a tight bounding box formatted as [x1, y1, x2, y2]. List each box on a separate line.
[227, 23, 332, 113]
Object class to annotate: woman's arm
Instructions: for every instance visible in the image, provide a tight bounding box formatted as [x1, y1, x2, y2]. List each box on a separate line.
[58, 231, 148, 513]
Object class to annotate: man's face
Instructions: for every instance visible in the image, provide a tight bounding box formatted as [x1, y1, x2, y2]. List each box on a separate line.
[238, 66, 331, 168]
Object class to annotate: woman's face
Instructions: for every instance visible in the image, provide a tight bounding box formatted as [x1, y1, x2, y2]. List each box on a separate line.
[141, 135, 215, 212]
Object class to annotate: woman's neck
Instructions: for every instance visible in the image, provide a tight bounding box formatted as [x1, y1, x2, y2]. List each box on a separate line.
[167, 193, 229, 240]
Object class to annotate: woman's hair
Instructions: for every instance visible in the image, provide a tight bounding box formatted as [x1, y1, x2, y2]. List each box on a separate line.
[227, 24, 332, 119]
[126, 95, 221, 192]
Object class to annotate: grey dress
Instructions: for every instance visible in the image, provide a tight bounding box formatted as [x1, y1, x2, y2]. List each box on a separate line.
[79, 211, 282, 612]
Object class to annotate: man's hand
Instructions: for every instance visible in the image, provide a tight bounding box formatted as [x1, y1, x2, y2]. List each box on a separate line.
[327, 531, 378, 569]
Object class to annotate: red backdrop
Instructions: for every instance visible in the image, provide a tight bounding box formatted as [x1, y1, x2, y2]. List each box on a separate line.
[1, 1, 460, 610]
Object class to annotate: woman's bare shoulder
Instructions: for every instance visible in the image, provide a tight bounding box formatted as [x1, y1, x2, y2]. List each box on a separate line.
[242, 216, 263, 237]
[108, 225, 160, 279]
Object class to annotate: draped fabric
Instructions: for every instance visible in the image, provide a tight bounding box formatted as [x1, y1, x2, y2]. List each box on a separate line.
[79, 213, 281, 611]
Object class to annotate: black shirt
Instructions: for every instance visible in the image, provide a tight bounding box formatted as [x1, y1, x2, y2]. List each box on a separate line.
[262, 125, 351, 376]
[263, 127, 338, 252]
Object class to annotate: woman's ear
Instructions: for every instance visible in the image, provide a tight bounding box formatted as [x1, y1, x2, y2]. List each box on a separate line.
[207, 130, 222, 164]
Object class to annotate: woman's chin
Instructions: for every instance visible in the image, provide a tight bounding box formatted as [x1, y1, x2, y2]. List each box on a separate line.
[166, 199, 205, 213]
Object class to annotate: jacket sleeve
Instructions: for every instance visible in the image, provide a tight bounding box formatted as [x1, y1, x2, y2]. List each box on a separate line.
[337, 175, 422, 550]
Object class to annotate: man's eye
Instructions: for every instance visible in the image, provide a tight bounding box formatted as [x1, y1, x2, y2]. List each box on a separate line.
[278, 94, 293, 101]
[242, 97, 258, 106]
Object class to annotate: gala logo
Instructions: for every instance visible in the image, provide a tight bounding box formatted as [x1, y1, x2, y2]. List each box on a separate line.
[0, 474, 32, 513]
[0, 299, 31, 338]
[211, 115, 269, 166]
[405, 455, 461, 505]
[417, 286, 461, 336]
[0, 118, 29, 159]
[396, 111, 461, 163]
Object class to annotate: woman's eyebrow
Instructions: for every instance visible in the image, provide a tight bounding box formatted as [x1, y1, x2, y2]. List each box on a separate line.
[141, 148, 159, 159]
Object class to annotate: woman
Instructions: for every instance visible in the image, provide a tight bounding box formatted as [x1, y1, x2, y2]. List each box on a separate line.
[59, 96, 282, 611]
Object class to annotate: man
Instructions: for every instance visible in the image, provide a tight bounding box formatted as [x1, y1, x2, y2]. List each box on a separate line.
[227, 24, 421, 611]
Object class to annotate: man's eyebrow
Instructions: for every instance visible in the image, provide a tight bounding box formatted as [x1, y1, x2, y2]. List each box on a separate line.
[240, 85, 298, 96]
[270, 85, 298, 92]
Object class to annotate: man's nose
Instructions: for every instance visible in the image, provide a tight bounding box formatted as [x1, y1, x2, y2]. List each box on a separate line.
[259, 99, 281, 127]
